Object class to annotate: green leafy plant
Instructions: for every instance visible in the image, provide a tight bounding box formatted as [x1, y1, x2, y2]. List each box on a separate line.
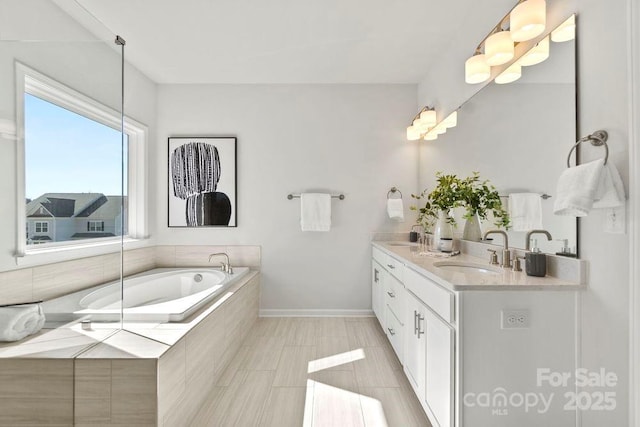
[410, 171, 510, 230]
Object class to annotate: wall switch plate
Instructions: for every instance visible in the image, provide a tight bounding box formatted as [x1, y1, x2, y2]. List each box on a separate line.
[603, 205, 626, 234]
[501, 310, 530, 329]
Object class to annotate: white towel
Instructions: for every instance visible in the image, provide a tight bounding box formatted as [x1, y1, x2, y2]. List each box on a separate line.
[300, 193, 331, 232]
[387, 199, 404, 221]
[0, 304, 45, 342]
[593, 162, 626, 209]
[509, 193, 543, 231]
[554, 159, 605, 217]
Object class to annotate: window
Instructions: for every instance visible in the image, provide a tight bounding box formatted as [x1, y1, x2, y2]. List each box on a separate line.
[16, 64, 147, 256]
[88, 221, 105, 232]
[35, 221, 49, 233]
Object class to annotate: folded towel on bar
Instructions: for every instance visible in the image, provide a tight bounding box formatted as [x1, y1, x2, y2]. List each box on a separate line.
[593, 161, 626, 209]
[300, 193, 331, 231]
[387, 198, 404, 221]
[0, 303, 45, 342]
[509, 193, 543, 231]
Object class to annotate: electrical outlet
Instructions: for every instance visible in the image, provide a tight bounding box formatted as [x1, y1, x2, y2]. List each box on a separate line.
[501, 310, 530, 329]
[604, 206, 626, 234]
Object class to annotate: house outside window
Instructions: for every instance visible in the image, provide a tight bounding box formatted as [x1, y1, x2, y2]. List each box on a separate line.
[35, 221, 49, 233]
[88, 221, 105, 232]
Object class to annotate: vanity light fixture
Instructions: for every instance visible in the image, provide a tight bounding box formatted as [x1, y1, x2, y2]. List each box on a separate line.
[432, 122, 448, 135]
[551, 15, 575, 42]
[510, 0, 546, 42]
[443, 111, 458, 128]
[423, 132, 438, 141]
[465, 53, 491, 84]
[495, 62, 522, 84]
[518, 36, 549, 66]
[406, 125, 421, 141]
[419, 108, 437, 127]
[485, 30, 515, 66]
[406, 106, 437, 141]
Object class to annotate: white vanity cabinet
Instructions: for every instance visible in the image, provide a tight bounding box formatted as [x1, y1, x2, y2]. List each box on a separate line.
[372, 247, 406, 363]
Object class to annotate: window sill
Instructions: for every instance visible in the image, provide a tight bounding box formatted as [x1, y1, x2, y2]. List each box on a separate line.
[15, 236, 152, 268]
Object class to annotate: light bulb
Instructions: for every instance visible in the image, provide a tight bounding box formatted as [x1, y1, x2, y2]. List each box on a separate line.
[551, 15, 575, 42]
[465, 54, 491, 84]
[519, 36, 549, 66]
[495, 62, 522, 84]
[485, 31, 515, 66]
[510, 0, 546, 42]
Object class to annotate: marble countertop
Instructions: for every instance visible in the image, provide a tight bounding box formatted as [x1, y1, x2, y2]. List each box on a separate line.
[373, 242, 585, 292]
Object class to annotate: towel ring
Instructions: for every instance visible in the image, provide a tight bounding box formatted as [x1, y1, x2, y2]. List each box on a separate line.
[567, 130, 609, 167]
[387, 187, 402, 199]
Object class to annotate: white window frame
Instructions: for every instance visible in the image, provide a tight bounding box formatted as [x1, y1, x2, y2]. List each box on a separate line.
[15, 63, 148, 260]
[88, 221, 105, 232]
[34, 221, 49, 233]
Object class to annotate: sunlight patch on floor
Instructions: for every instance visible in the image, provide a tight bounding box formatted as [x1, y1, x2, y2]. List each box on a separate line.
[307, 348, 366, 373]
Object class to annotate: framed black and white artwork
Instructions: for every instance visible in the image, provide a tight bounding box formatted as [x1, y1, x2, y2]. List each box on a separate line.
[168, 137, 237, 227]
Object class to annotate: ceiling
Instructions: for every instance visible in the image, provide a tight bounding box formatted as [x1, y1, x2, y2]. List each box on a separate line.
[75, 0, 516, 84]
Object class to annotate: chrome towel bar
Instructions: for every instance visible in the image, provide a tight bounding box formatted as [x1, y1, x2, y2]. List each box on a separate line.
[567, 130, 609, 167]
[287, 194, 345, 200]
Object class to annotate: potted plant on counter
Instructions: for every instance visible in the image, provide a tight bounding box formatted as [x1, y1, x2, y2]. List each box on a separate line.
[411, 172, 510, 248]
[458, 172, 510, 241]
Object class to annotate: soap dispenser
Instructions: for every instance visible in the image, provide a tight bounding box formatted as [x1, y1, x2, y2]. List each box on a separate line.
[555, 239, 577, 258]
[525, 239, 547, 277]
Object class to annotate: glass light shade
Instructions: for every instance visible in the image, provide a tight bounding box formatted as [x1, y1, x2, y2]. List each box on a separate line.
[412, 118, 422, 128]
[551, 15, 575, 42]
[443, 111, 457, 128]
[495, 62, 522, 84]
[406, 125, 421, 141]
[510, 0, 546, 42]
[465, 54, 491, 84]
[419, 109, 437, 127]
[432, 123, 447, 135]
[423, 132, 438, 141]
[485, 31, 515, 66]
[519, 36, 549, 66]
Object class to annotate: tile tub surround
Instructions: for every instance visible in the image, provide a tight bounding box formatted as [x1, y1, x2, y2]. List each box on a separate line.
[0, 244, 261, 305]
[0, 271, 260, 426]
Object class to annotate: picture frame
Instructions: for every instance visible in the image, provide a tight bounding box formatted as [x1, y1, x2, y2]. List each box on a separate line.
[168, 136, 237, 227]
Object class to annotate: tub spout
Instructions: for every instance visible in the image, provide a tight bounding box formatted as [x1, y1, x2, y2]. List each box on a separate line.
[208, 252, 234, 274]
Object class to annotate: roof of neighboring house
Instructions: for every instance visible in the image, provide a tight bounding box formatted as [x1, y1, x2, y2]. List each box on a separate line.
[30, 236, 52, 241]
[26, 193, 105, 218]
[77, 196, 125, 219]
[71, 233, 116, 238]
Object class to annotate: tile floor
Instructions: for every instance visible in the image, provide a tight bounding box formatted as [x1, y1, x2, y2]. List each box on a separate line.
[191, 317, 431, 426]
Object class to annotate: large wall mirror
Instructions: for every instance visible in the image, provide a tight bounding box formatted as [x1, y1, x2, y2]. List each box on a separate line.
[426, 17, 577, 255]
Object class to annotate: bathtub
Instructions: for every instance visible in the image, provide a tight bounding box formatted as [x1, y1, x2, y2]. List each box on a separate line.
[42, 267, 250, 323]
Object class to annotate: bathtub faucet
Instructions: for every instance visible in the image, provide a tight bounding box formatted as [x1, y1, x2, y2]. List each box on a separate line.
[208, 252, 234, 274]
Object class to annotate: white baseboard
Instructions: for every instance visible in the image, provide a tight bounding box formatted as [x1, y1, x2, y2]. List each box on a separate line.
[259, 309, 374, 317]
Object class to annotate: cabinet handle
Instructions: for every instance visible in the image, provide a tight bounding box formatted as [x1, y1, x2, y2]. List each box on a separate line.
[417, 314, 425, 338]
[414, 310, 419, 335]
[374, 269, 379, 283]
[387, 291, 395, 298]
[387, 327, 395, 336]
[387, 264, 395, 269]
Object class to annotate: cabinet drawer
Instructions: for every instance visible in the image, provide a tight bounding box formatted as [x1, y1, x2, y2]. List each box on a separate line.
[385, 305, 404, 362]
[384, 274, 405, 325]
[404, 267, 454, 323]
[372, 247, 404, 281]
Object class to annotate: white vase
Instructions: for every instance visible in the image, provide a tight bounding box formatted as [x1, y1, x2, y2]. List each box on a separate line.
[432, 210, 454, 252]
[463, 212, 482, 241]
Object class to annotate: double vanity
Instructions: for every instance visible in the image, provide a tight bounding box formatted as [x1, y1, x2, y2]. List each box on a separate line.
[371, 241, 585, 427]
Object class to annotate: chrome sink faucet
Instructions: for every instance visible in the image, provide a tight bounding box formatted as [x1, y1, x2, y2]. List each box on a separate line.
[483, 230, 511, 268]
[525, 230, 553, 251]
[208, 252, 234, 274]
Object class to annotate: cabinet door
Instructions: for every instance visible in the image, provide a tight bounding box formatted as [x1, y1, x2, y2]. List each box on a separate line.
[425, 309, 454, 427]
[404, 291, 426, 400]
[371, 260, 384, 327]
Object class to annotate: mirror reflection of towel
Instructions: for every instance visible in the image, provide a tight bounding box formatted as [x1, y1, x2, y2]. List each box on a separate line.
[509, 193, 543, 231]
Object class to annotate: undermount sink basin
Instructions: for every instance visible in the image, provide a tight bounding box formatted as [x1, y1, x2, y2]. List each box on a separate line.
[433, 261, 502, 275]
[386, 242, 417, 247]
